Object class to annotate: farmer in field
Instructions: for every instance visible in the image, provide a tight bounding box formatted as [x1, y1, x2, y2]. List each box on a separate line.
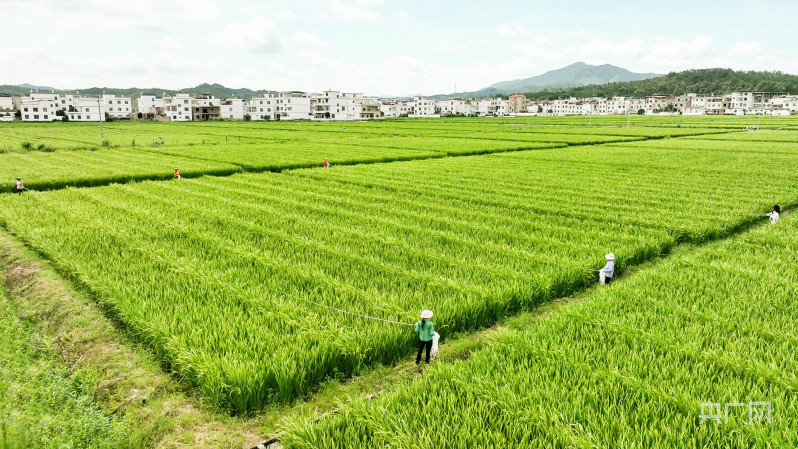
[600, 253, 615, 285]
[767, 205, 780, 224]
[323, 158, 329, 168]
[15, 177, 23, 194]
[415, 309, 435, 365]
[173, 168, 180, 179]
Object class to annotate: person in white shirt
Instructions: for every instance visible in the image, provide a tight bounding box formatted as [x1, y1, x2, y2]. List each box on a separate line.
[766, 205, 780, 224]
[600, 253, 615, 285]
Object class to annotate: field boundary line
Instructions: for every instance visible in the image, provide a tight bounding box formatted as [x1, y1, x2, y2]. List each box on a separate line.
[0, 230, 268, 448]
[2, 128, 739, 194]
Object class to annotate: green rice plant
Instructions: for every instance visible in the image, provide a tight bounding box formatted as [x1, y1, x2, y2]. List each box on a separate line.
[280, 216, 798, 448]
[0, 134, 795, 413]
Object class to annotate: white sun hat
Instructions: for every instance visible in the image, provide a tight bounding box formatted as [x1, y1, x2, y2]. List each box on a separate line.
[420, 309, 433, 319]
[605, 253, 615, 261]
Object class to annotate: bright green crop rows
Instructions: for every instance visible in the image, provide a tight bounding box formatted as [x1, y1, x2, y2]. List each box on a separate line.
[5, 120, 686, 191]
[282, 215, 798, 448]
[0, 136, 795, 413]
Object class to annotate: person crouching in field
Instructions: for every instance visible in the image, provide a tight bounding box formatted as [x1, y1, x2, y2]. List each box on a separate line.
[174, 168, 180, 179]
[323, 158, 329, 168]
[415, 310, 435, 365]
[600, 253, 615, 285]
[15, 177, 23, 194]
[767, 205, 780, 224]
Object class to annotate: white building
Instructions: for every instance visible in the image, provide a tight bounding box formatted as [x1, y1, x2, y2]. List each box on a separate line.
[341, 93, 381, 120]
[409, 95, 437, 117]
[66, 98, 105, 121]
[770, 95, 798, 114]
[727, 92, 753, 115]
[221, 98, 247, 120]
[0, 94, 13, 112]
[311, 90, 348, 120]
[102, 94, 132, 118]
[20, 97, 59, 121]
[164, 93, 193, 121]
[138, 95, 165, 113]
[248, 95, 276, 121]
[275, 92, 312, 121]
[438, 99, 474, 116]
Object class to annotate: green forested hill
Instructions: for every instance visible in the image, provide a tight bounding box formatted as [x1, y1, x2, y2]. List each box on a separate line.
[524, 68, 798, 100]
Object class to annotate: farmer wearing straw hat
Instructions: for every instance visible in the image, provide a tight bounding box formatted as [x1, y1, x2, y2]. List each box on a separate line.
[15, 177, 23, 194]
[600, 253, 615, 285]
[415, 310, 435, 365]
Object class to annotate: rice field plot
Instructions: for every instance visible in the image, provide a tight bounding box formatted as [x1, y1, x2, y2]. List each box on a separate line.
[686, 129, 798, 143]
[281, 214, 798, 449]
[1, 135, 795, 413]
[0, 148, 241, 191]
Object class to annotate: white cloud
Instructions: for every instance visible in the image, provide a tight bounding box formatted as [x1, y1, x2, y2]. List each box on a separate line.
[298, 50, 340, 69]
[4, 0, 219, 31]
[210, 17, 282, 53]
[398, 10, 408, 18]
[728, 41, 763, 58]
[568, 30, 587, 39]
[498, 25, 529, 38]
[277, 9, 296, 19]
[158, 36, 184, 52]
[357, 0, 385, 4]
[642, 35, 713, 69]
[429, 40, 468, 54]
[576, 38, 644, 64]
[294, 31, 331, 49]
[512, 37, 562, 59]
[326, 0, 380, 21]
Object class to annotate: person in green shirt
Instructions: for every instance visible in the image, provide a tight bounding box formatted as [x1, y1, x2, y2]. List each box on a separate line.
[415, 309, 435, 365]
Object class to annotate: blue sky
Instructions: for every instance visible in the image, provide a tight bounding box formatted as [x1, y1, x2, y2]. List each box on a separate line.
[2, 0, 797, 96]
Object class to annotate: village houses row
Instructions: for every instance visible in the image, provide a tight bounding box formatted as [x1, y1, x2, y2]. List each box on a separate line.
[1, 90, 797, 123]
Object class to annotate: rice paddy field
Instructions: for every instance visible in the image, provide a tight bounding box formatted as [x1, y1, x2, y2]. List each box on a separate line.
[1, 115, 797, 447]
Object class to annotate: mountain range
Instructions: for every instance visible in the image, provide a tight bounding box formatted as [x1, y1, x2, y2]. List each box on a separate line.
[432, 62, 661, 99]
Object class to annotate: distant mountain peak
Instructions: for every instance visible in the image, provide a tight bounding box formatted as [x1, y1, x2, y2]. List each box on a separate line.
[435, 62, 662, 99]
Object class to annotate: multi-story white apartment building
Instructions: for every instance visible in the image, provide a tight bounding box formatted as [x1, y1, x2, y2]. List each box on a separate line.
[438, 99, 474, 116]
[703, 96, 729, 115]
[248, 94, 276, 121]
[0, 94, 14, 121]
[20, 97, 59, 121]
[644, 95, 675, 113]
[339, 93, 380, 120]
[769, 95, 798, 115]
[138, 94, 164, 113]
[221, 98, 247, 120]
[311, 90, 348, 120]
[164, 93, 193, 121]
[0, 94, 13, 112]
[727, 92, 753, 115]
[275, 92, 312, 120]
[410, 95, 437, 117]
[102, 94, 132, 118]
[66, 97, 105, 121]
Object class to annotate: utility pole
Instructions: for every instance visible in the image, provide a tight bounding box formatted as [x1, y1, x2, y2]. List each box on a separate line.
[97, 96, 104, 144]
[627, 100, 631, 128]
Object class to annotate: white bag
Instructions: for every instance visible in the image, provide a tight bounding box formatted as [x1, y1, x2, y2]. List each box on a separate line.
[430, 332, 440, 360]
[599, 270, 606, 285]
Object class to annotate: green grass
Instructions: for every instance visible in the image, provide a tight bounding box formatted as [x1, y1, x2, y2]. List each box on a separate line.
[0, 279, 128, 448]
[0, 135, 795, 413]
[280, 215, 798, 448]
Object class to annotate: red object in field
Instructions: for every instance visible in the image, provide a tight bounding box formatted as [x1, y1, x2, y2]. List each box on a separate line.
[323, 159, 329, 168]
[174, 169, 180, 178]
